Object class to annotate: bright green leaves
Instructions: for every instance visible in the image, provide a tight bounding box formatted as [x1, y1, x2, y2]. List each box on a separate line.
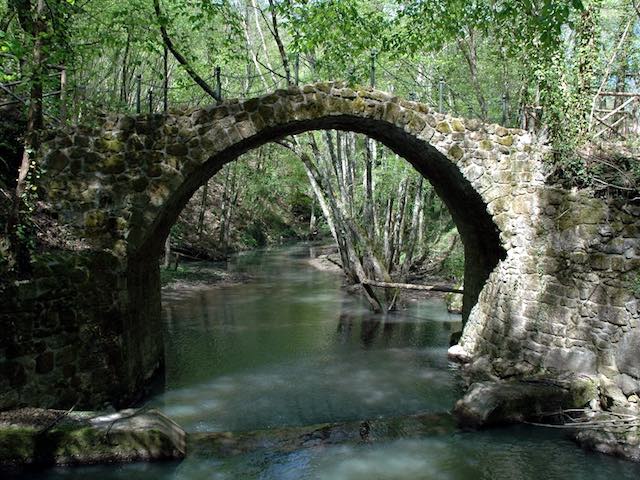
[276, 0, 393, 82]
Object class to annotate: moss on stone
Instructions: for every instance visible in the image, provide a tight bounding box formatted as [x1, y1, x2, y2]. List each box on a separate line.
[436, 121, 451, 133]
[0, 423, 182, 467]
[449, 144, 464, 161]
[451, 119, 465, 132]
[480, 139, 493, 150]
[0, 427, 37, 464]
[100, 154, 125, 174]
[84, 210, 106, 229]
[497, 135, 513, 146]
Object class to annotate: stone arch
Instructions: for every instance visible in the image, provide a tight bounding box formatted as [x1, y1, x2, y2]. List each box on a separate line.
[34, 82, 551, 407]
[134, 116, 505, 321]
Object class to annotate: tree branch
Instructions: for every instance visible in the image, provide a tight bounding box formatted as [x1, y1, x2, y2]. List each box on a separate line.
[152, 0, 219, 102]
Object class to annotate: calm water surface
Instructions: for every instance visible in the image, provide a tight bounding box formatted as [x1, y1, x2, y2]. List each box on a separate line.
[17, 245, 640, 479]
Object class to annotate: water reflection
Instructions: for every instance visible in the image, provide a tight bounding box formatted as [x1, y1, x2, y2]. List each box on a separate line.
[150, 245, 461, 432]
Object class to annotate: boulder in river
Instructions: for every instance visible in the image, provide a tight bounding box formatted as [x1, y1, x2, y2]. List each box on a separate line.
[0, 408, 186, 468]
[573, 413, 640, 463]
[453, 375, 598, 428]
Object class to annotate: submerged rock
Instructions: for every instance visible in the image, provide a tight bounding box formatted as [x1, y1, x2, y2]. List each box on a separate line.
[190, 412, 456, 457]
[453, 375, 598, 428]
[0, 408, 186, 468]
[573, 413, 640, 463]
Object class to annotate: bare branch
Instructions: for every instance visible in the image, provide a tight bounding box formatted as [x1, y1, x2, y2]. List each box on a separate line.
[152, 0, 219, 102]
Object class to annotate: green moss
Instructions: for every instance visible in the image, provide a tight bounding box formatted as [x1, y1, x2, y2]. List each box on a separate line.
[0, 424, 176, 466]
[100, 154, 125, 174]
[436, 121, 451, 133]
[480, 139, 493, 150]
[0, 427, 37, 463]
[496, 135, 513, 146]
[633, 274, 640, 297]
[448, 144, 464, 161]
[557, 200, 605, 230]
[451, 119, 465, 132]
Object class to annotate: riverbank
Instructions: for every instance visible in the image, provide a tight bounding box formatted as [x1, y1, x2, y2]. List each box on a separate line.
[160, 262, 253, 291]
[449, 349, 640, 463]
[306, 250, 463, 313]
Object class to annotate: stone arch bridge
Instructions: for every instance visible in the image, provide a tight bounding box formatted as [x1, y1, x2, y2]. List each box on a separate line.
[1, 82, 638, 410]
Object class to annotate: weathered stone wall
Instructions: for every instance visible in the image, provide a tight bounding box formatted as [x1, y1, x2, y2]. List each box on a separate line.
[460, 191, 640, 403]
[0, 252, 163, 410]
[1, 81, 638, 410]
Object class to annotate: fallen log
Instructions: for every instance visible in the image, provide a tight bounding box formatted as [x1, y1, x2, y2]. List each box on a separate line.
[361, 279, 463, 294]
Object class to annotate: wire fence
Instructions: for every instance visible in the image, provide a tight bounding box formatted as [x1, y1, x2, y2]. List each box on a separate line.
[1, 52, 637, 139]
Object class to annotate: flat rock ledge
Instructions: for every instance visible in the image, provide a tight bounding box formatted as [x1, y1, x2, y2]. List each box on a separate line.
[0, 408, 186, 468]
[453, 375, 598, 429]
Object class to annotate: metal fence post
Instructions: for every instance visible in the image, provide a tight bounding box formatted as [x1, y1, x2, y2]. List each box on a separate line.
[215, 66, 222, 102]
[502, 93, 508, 125]
[148, 87, 154, 114]
[370, 49, 377, 88]
[439, 76, 445, 113]
[136, 74, 141, 114]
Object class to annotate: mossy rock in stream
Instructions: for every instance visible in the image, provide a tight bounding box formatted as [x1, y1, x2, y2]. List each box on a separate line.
[0, 409, 186, 468]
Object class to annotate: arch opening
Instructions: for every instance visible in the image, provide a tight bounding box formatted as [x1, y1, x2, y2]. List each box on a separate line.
[131, 115, 506, 322]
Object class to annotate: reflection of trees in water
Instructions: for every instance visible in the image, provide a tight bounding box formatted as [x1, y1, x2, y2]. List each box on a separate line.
[360, 317, 382, 348]
[163, 304, 175, 334]
[333, 295, 465, 350]
[335, 300, 429, 349]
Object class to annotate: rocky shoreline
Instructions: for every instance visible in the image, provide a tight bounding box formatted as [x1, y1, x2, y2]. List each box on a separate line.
[448, 344, 640, 463]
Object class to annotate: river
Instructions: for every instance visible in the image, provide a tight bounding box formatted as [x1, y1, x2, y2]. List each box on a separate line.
[17, 244, 640, 479]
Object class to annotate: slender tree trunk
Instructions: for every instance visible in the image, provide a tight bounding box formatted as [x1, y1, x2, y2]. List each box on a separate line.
[309, 201, 317, 238]
[9, 0, 47, 270]
[15, 0, 45, 201]
[219, 166, 231, 249]
[242, 0, 270, 91]
[164, 235, 171, 268]
[457, 27, 487, 120]
[120, 30, 131, 104]
[266, 0, 292, 85]
[401, 177, 423, 276]
[197, 181, 209, 236]
[251, 0, 277, 85]
[363, 138, 375, 239]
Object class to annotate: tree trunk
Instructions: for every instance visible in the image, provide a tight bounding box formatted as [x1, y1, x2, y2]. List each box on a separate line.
[197, 181, 209, 236]
[457, 27, 488, 121]
[266, 0, 292, 85]
[251, 0, 278, 85]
